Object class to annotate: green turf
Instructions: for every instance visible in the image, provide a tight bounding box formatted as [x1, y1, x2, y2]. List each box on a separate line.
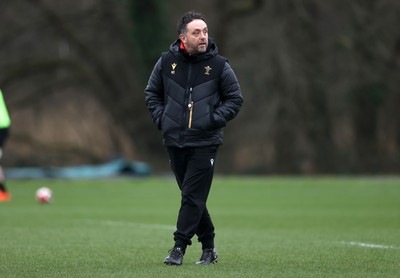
[1, 176, 399, 277]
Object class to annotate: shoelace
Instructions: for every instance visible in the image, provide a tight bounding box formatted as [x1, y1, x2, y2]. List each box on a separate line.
[200, 249, 213, 261]
[168, 247, 183, 258]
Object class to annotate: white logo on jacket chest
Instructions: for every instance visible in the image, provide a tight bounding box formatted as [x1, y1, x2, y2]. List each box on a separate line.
[204, 66, 212, 75]
[171, 63, 177, 74]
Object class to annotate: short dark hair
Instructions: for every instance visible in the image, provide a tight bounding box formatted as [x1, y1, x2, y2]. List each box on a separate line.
[177, 11, 206, 35]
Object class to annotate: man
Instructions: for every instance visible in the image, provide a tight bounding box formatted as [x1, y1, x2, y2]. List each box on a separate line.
[0, 89, 11, 202]
[145, 11, 243, 265]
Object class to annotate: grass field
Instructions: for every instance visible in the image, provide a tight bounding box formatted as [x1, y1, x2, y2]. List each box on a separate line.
[1, 176, 399, 277]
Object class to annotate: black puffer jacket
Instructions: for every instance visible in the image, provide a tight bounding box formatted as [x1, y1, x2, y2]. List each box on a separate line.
[145, 38, 243, 147]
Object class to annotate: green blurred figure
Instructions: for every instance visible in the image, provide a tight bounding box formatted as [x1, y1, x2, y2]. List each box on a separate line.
[0, 89, 11, 202]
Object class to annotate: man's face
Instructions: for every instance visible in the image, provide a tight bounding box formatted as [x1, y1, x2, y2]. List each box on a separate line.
[180, 19, 208, 54]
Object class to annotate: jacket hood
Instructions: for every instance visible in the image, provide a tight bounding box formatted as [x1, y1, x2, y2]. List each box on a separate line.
[169, 37, 218, 62]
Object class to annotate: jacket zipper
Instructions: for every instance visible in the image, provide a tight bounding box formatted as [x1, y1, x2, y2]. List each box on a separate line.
[179, 64, 192, 146]
[188, 88, 193, 128]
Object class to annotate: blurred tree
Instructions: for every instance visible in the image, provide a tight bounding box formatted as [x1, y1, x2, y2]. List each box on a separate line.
[128, 0, 171, 79]
[0, 0, 145, 166]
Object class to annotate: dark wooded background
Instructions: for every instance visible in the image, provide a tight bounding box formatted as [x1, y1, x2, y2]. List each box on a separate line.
[1, 0, 399, 174]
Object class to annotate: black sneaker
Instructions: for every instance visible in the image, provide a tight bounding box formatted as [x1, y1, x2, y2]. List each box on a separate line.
[164, 246, 184, 265]
[196, 248, 218, 265]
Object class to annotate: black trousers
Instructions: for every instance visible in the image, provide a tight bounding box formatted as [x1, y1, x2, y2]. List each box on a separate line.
[167, 145, 219, 250]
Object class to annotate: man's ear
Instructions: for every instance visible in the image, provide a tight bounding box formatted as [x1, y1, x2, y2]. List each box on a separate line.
[179, 34, 186, 43]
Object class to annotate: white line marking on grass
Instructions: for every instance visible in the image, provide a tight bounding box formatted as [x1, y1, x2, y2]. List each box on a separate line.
[102, 220, 175, 230]
[341, 241, 398, 249]
[83, 219, 175, 231]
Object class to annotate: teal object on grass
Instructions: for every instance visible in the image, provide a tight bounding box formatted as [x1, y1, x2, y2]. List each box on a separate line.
[4, 158, 151, 179]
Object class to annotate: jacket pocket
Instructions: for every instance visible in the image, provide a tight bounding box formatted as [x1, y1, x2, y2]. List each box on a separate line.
[209, 104, 226, 130]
